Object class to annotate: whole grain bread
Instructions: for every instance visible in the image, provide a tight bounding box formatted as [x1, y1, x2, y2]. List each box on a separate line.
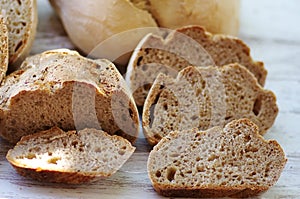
[1, 0, 37, 70]
[126, 25, 266, 106]
[6, 127, 135, 184]
[147, 119, 287, 198]
[0, 49, 139, 144]
[143, 63, 278, 146]
[0, 15, 8, 83]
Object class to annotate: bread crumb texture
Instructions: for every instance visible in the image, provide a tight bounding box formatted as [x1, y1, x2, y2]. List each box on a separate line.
[128, 26, 266, 106]
[0, 49, 139, 144]
[142, 64, 278, 145]
[0, 0, 37, 67]
[6, 127, 135, 184]
[0, 15, 8, 83]
[147, 119, 287, 198]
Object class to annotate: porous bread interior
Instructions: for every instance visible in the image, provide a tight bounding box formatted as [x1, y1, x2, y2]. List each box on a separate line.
[7, 127, 135, 175]
[0, 15, 8, 83]
[143, 64, 277, 145]
[148, 119, 286, 190]
[129, 26, 266, 106]
[0, 0, 36, 65]
[0, 50, 139, 143]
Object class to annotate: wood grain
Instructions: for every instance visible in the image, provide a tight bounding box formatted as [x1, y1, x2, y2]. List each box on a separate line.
[1, 0, 300, 198]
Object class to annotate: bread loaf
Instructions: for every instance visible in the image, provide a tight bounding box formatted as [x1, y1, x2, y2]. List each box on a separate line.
[0, 0, 37, 70]
[147, 119, 287, 198]
[149, 0, 240, 35]
[6, 127, 135, 184]
[126, 26, 266, 106]
[0, 15, 8, 83]
[0, 49, 139, 144]
[143, 64, 277, 145]
[50, 0, 240, 66]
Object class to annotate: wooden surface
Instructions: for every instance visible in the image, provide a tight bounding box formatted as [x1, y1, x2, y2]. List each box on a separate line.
[1, 0, 300, 198]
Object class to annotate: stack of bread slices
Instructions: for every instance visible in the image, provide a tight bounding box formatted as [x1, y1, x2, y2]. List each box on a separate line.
[127, 25, 286, 197]
[0, 3, 287, 197]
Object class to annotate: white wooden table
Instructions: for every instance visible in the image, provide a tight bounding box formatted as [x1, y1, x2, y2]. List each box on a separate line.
[1, 0, 300, 198]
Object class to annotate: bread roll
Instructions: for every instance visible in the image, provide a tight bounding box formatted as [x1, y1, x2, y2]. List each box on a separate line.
[149, 0, 240, 35]
[50, 0, 240, 66]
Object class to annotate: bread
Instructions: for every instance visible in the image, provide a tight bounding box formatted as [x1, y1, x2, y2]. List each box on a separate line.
[0, 0, 38, 70]
[147, 119, 287, 198]
[49, 0, 239, 66]
[0, 49, 139, 144]
[49, 0, 158, 67]
[126, 25, 266, 106]
[143, 63, 277, 146]
[6, 127, 135, 184]
[0, 15, 8, 83]
[149, 0, 240, 35]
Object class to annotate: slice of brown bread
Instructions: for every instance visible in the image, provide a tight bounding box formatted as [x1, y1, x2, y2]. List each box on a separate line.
[147, 119, 287, 198]
[126, 25, 266, 106]
[1, 0, 38, 70]
[6, 127, 135, 184]
[0, 15, 8, 83]
[143, 63, 278, 146]
[0, 49, 139, 144]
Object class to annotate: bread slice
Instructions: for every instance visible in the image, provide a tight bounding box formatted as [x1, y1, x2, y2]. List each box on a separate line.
[6, 127, 135, 184]
[0, 49, 139, 144]
[147, 119, 287, 198]
[126, 25, 266, 106]
[0, 15, 8, 83]
[0, 0, 38, 70]
[143, 63, 277, 145]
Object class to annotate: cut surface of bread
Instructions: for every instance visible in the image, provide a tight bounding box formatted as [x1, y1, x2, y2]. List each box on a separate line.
[0, 49, 139, 144]
[126, 25, 266, 106]
[147, 119, 287, 198]
[6, 127, 135, 184]
[0, 15, 8, 83]
[143, 63, 277, 145]
[1, 0, 38, 70]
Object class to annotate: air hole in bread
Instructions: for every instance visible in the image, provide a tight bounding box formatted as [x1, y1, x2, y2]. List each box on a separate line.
[155, 170, 161, 178]
[137, 56, 143, 66]
[25, 153, 36, 159]
[17, 0, 22, 6]
[48, 157, 61, 165]
[207, 154, 219, 161]
[166, 167, 177, 182]
[245, 146, 258, 153]
[253, 96, 262, 116]
[71, 141, 78, 148]
[244, 135, 251, 142]
[163, 103, 168, 111]
[197, 165, 205, 172]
